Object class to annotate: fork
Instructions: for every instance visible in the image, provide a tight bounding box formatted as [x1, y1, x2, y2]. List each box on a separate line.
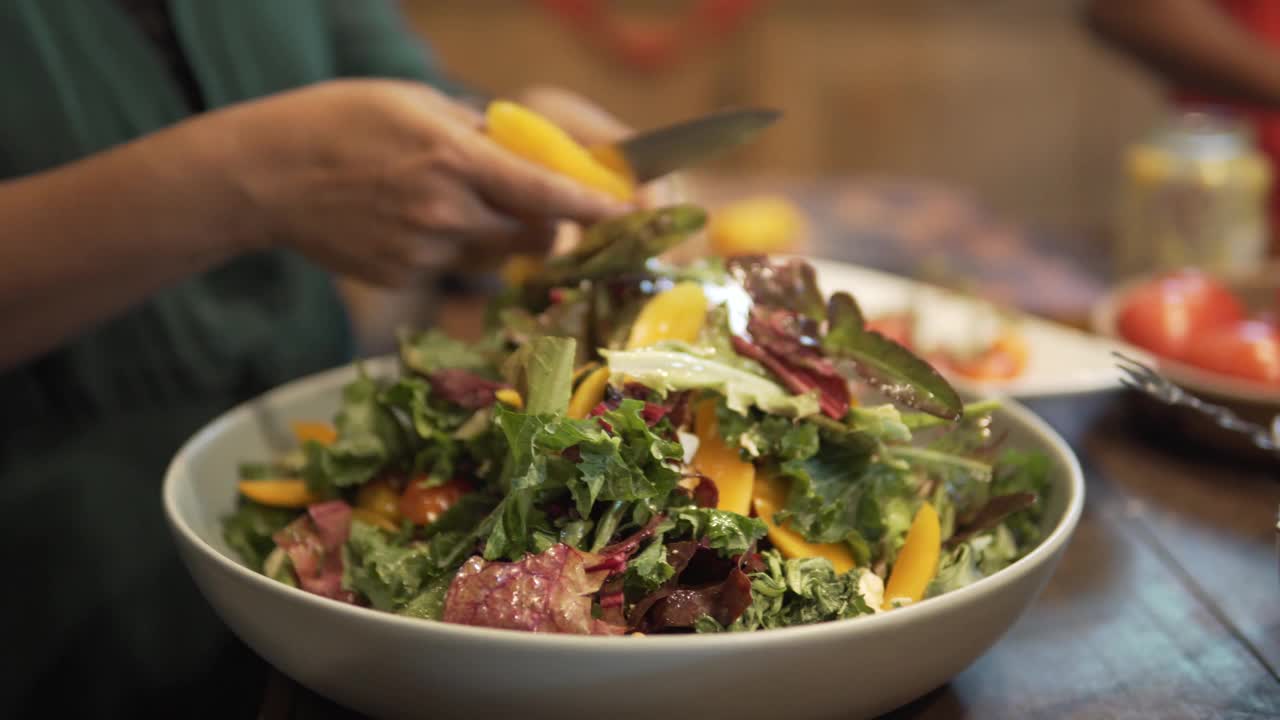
[1112, 351, 1280, 454]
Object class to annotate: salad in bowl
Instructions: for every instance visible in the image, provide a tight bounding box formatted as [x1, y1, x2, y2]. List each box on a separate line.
[222, 205, 1054, 636]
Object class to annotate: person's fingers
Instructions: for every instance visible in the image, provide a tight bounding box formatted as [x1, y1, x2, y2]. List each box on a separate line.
[409, 183, 523, 241]
[454, 129, 632, 224]
[407, 84, 485, 129]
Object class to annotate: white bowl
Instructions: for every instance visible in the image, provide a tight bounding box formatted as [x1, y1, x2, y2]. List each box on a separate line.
[163, 355, 1085, 720]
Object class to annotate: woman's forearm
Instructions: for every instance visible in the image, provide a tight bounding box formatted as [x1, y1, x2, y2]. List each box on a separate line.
[0, 112, 258, 370]
[1086, 0, 1280, 108]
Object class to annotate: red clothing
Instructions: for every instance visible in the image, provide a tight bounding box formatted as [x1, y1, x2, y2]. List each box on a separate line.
[1173, 0, 1280, 252]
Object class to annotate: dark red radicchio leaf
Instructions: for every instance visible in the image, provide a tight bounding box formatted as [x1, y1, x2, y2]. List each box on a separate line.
[628, 542, 754, 632]
[272, 500, 356, 603]
[443, 544, 625, 635]
[691, 475, 719, 509]
[731, 335, 849, 420]
[726, 255, 827, 321]
[427, 369, 510, 410]
[648, 568, 752, 629]
[946, 492, 1037, 547]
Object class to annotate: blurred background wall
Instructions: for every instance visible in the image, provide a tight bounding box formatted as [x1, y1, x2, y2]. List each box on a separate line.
[402, 0, 1172, 241]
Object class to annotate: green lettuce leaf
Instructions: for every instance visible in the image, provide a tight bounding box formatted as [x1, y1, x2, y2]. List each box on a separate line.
[397, 573, 454, 621]
[774, 428, 876, 544]
[504, 336, 576, 416]
[600, 349, 819, 417]
[399, 328, 501, 378]
[302, 369, 409, 494]
[708, 551, 874, 632]
[822, 291, 962, 420]
[579, 400, 683, 509]
[670, 507, 767, 556]
[990, 449, 1052, 547]
[221, 501, 298, 571]
[623, 535, 675, 593]
[925, 541, 985, 597]
[343, 520, 444, 612]
[378, 377, 472, 483]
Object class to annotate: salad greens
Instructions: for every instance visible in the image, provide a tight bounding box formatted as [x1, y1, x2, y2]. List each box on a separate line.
[223, 204, 1055, 636]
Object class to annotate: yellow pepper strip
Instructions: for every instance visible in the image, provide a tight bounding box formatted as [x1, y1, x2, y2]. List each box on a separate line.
[238, 479, 318, 509]
[495, 388, 524, 409]
[291, 421, 337, 446]
[692, 400, 755, 517]
[752, 473, 855, 575]
[625, 282, 708, 350]
[485, 100, 634, 202]
[882, 502, 941, 610]
[568, 367, 611, 420]
[351, 508, 400, 533]
[573, 362, 601, 385]
[355, 480, 402, 523]
[709, 196, 805, 257]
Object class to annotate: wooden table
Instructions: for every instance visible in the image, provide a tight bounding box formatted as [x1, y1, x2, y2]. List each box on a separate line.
[263, 178, 1280, 719]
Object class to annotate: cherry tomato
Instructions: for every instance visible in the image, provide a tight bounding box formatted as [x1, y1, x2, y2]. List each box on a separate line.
[1116, 269, 1245, 360]
[399, 477, 471, 526]
[1182, 319, 1280, 384]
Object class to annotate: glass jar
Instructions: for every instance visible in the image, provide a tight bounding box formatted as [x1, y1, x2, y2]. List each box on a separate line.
[1115, 109, 1272, 279]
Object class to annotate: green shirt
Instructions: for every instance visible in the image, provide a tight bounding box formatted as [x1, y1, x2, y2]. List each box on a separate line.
[0, 2, 454, 715]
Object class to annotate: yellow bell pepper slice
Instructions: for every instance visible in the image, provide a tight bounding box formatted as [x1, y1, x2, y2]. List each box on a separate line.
[752, 473, 855, 575]
[709, 196, 805, 257]
[625, 282, 708, 350]
[568, 367, 611, 420]
[485, 100, 634, 201]
[692, 400, 755, 517]
[351, 508, 400, 533]
[495, 388, 524, 409]
[238, 479, 318, 509]
[355, 479, 402, 523]
[291, 421, 337, 446]
[882, 502, 941, 610]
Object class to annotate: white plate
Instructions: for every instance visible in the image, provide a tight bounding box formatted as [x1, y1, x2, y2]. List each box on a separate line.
[807, 258, 1129, 398]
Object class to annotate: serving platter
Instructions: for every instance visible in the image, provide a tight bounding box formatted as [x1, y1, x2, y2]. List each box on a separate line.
[806, 258, 1130, 399]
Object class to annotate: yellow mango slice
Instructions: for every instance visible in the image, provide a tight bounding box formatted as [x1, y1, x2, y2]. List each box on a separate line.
[238, 479, 318, 509]
[568, 367, 611, 420]
[351, 508, 400, 533]
[709, 196, 805, 257]
[495, 388, 524, 409]
[291, 421, 337, 446]
[752, 473, 856, 574]
[625, 282, 708, 350]
[692, 400, 755, 517]
[485, 100, 634, 201]
[882, 502, 941, 610]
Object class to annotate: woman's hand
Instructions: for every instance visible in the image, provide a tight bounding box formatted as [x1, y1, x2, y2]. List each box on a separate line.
[222, 79, 631, 286]
[515, 85, 690, 255]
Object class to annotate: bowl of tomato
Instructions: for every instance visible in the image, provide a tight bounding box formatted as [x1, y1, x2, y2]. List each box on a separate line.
[1092, 264, 1280, 460]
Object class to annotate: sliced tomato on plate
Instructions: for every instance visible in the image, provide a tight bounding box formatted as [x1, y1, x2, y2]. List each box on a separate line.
[1117, 269, 1246, 360]
[1181, 319, 1280, 385]
[866, 313, 914, 347]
